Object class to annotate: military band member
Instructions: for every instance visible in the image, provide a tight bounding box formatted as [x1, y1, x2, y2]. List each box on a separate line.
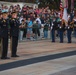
[0, 12, 9, 59]
[58, 19, 65, 43]
[51, 17, 57, 42]
[66, 18, 73, 43]
[10, 12, 20, 57]
[73, 15, 76, 37]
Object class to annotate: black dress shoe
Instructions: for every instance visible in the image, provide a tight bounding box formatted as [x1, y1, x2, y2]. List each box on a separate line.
[52, 41, 55, 42]
[1, 57, 10, 59]
[11, 55, 19, 57]
[60, 41, 63, 43]
[68, 42, 71, 43]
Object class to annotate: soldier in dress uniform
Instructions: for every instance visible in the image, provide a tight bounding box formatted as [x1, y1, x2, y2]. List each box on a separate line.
[10, 12, 20, 57]
[66, 18, 74, 43]
[73, 14, 76, 37]
[0, 12, 10, 59]
[51, 17, 57, 42]
[58, 19, 65, 43]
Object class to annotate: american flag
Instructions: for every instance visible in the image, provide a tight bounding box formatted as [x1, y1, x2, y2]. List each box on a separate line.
[62, 0, 68, 8]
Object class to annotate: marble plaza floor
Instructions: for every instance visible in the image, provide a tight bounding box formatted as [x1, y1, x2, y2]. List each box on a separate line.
[0, 38, 76, 75]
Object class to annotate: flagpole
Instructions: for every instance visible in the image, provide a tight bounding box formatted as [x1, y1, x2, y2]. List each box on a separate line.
[60, 0, 63, 19]
[71, 0, 74, 11]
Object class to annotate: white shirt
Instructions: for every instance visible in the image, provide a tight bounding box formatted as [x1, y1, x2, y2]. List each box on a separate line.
[36, 18, 41, 24]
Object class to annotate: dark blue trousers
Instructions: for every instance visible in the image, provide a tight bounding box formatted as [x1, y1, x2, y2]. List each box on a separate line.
[51, 30, 55, 42]
[67, 29, 72, 43]
[59, 30, 64, 43]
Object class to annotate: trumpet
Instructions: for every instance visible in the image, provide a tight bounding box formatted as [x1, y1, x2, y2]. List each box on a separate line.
[70, 21, 74, 25]
[69, 22, 74, 28]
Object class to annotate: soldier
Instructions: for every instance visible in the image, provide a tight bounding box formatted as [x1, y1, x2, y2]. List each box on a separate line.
[66, 18, 74, 43]
[73, 14, 76, 37]
[10, 12, 20, 57]
[51, 17, 57, 42]
[0, 12, 9, 59]
[58, 19, 65, 43]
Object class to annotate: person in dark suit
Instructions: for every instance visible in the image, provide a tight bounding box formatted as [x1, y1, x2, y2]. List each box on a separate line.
[0, 12, 9, 59]
[10, 12, 20, 57]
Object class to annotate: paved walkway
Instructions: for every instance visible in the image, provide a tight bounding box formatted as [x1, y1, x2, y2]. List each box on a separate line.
[0, 55, 76, 75]
[0, 38, 76, 75]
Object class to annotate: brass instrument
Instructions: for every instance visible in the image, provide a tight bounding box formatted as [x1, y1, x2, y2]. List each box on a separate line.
[61, 19, 66, 28]
[68, 21, 74, 29]
[70, 21, 74, 25]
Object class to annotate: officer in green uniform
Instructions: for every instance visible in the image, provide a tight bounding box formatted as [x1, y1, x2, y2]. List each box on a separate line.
[10, 12, 20, 57]
[0, 12, 9, 59]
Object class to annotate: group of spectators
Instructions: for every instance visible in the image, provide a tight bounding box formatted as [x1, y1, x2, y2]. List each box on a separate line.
[0, 4, 76, 41]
